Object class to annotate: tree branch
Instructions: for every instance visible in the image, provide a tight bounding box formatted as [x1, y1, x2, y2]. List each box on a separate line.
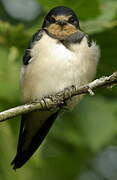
[0, 71, 117, 122]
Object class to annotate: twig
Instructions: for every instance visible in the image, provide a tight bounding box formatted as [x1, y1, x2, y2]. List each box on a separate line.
[0, 71, 117, 122]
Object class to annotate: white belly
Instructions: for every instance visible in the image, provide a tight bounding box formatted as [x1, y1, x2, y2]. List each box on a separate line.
[21, 32, 99, 103]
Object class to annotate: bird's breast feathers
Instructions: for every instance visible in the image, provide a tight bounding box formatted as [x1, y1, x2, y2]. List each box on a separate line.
[21, 31, 100, 103]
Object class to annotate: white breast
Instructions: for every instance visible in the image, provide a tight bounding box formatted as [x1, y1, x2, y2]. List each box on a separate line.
[21, 32, 100, 103]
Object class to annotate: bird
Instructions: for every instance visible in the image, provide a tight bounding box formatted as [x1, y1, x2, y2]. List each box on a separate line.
[11, 6, 100, 169]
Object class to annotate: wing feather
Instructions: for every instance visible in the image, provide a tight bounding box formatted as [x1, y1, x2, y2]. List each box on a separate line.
[11, 111, 59, 169]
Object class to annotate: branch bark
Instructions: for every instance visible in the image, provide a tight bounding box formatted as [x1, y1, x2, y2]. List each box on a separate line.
[0, 71, 117, 122]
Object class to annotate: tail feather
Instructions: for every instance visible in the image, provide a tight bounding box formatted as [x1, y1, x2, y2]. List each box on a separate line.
[11, 111, 59, 169]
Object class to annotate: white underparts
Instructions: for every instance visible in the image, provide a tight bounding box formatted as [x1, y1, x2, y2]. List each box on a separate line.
[21, 31, 100, 105]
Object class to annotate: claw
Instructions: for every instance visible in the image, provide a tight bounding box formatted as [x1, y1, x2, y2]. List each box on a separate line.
[87, 86, 95, 96]
[59, 85, 75, 111]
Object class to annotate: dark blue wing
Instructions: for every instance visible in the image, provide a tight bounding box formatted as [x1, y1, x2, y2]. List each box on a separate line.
[11, 111, 59, 169]
[23, 29, 44, 65]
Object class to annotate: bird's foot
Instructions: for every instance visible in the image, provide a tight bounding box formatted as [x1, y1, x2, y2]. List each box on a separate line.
[59, 85, 76, 111]
[32, 98, 50, 110]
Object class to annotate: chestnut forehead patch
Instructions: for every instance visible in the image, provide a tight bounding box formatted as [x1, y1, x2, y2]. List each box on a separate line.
[53, 15, 71, 21]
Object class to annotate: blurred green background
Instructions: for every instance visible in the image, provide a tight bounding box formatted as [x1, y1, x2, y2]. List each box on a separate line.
[0, 0, 117, 179]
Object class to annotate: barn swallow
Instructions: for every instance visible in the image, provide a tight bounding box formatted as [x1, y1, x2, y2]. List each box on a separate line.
[11, 6, 100, 169]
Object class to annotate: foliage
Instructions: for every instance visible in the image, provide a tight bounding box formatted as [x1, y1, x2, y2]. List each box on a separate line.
[0, 0, 117, 179]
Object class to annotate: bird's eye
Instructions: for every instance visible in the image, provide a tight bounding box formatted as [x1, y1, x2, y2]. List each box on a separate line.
[46, 16, 56, 23]
[68, 16, 77, 24]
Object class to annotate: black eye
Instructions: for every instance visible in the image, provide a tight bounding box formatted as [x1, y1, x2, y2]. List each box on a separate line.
[68, 16, 77, 24]
[46, 16, 55, 23]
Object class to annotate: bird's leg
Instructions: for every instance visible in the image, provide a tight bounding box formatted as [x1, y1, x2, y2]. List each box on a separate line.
[31, 98, 51, 111]
[59, 85, 76, 110]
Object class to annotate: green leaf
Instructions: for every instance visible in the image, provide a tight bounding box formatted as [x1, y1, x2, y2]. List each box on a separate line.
[38, 0, 100, 20]
[0, 46, 20, 109]
[82, 0, 117, 34]
[46, 96, 117, 152]
[93, 27, 117, 96]
[76, 96, 117, 151]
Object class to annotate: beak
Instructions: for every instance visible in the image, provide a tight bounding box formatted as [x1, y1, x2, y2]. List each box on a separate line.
[56, 20, 67, 26]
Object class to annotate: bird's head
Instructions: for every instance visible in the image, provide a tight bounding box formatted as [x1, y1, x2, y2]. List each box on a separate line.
[42, 6, 80, 40]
